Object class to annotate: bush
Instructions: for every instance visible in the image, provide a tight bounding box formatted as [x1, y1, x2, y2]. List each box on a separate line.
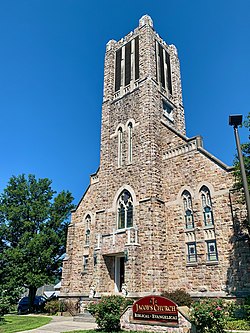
[227, 297, 250, 321]
[87, 295, 133, 331]
[190, 298, 227, 333]
[225, 319, 250, 330]
[161, 289, 193, 307]
[44, 300, 61, 315]
[0, 289, 13, 321]
[0, 287, 22, 321]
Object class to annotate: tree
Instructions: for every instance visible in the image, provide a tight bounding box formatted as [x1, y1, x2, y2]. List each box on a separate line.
[0, 174, 75, 312]
[233, 112, 250, 193]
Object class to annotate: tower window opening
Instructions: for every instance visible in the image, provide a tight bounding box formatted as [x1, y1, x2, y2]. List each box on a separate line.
[114, 37, 139, 92]
[163, 100, 173, 121]
[128, 122, 133, 163]
[118, 127, 123, 167]
[156, 41, 172, 95]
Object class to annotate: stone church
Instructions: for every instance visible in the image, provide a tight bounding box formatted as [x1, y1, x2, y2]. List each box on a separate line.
[61, 15, 249, 302]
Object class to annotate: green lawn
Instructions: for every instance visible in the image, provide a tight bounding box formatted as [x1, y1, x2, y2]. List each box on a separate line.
[0, 315, 52, 333]
[61, 331, 161, 333]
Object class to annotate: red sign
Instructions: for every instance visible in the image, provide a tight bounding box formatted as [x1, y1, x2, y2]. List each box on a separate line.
[132, 295, 178, 324]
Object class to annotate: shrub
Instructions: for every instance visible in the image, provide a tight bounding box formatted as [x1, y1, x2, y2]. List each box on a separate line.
[0, 289, 13, 321]
[161, 289, 193, 307]
[87, 295, 133, 331]
[44, 300, 61, 315]
[225, 319, 250, 330]
[227, 297, 250, 321]
[190, 298, 227, 333]
[0, 287, 22, 321]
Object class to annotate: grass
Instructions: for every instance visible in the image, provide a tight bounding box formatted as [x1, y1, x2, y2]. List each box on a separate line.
[61, 331, 159, 333]
[0, 315, 52, 333]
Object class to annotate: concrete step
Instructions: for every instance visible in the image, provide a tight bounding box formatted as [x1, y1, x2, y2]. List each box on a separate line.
[73, 312, 96, 323]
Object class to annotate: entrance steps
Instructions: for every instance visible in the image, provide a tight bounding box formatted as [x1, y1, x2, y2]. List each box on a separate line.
[73, 311, 96, 323]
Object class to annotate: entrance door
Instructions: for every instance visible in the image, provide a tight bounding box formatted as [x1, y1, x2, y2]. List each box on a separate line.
[115, 256, 125, 292]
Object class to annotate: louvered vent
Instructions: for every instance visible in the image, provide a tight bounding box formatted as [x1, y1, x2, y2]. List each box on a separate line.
[114, 37, 139, 92]
[156, 41, 172, 94]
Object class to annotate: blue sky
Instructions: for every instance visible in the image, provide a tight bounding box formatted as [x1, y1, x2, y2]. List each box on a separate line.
[0, 0, 249, 204]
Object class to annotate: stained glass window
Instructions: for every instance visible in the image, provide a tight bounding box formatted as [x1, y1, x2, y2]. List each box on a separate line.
[200, 186, 214, 226]
[206, 240, 218, 261]
[182, 191, 194, 229]
[117, 190, 133, 229]
[187, 243, 197, 263]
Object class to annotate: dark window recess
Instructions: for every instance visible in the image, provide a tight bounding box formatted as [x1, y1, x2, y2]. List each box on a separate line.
[125, 42, 131, 86]
[115, 48, 122, 92]
[158, 44, 165, 88]
[135, 36, 139, 80]
[165, 51, 172, 94]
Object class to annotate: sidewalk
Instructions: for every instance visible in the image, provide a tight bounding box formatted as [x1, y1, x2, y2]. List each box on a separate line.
[17, 316, 97, 333]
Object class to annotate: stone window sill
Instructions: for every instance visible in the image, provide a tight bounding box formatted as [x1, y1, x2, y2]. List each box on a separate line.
[206, 260, 218, 266]
[204, 224, 214, 229]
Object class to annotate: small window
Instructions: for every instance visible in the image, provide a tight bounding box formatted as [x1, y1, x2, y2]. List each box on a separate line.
[163, 100, 173, 121]
[200, 186, 214, 226]
[118, 127, 123, 167]
[117, 190, 133, 229]
[128, 122, 133, 163]
[182, 190, 194, 229]
[206, 240, 218, 261]
[187, 242, 197, 263]
[85, 215, 91, 246]
[83, 255, 89, 272]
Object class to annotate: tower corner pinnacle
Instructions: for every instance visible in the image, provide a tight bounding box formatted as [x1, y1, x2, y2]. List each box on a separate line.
[139, 15, 153, 28]
[106, 39, 117, 51]
[169, 44, 178, 56]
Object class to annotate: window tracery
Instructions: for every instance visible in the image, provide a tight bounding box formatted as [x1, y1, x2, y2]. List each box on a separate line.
[182, 190, 194, 229]
[200, 186, 214, 226]
[117, 190, 133, 229]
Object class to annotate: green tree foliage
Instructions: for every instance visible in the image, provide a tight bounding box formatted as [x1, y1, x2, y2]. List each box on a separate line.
[0, 174, 75, 313]
[234, 112, 250, 193]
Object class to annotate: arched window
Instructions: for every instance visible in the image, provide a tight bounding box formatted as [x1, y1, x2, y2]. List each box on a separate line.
[200, 186, 214, 226]
[85, 215, 91, 245]
[117, 190, 133, 229]
[118, 127, 123, 167]
[182, 190, 194, 229]
[128, 122, 133, 163]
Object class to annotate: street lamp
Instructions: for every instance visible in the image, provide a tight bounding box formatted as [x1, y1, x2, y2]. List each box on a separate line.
[229, 114, 250, 224]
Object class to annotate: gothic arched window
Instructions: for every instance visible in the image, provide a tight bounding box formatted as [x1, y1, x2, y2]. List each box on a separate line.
[85, 214, 91, 246]
[118, 127, 123, 167]
[117, 190, 133, 229]
[182, 190, 194, 229]
[128, 122, 133, 163]
[200, 186, 214, 226]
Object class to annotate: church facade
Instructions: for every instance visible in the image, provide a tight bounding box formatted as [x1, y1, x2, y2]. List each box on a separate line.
[61, 15, 249, 301]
